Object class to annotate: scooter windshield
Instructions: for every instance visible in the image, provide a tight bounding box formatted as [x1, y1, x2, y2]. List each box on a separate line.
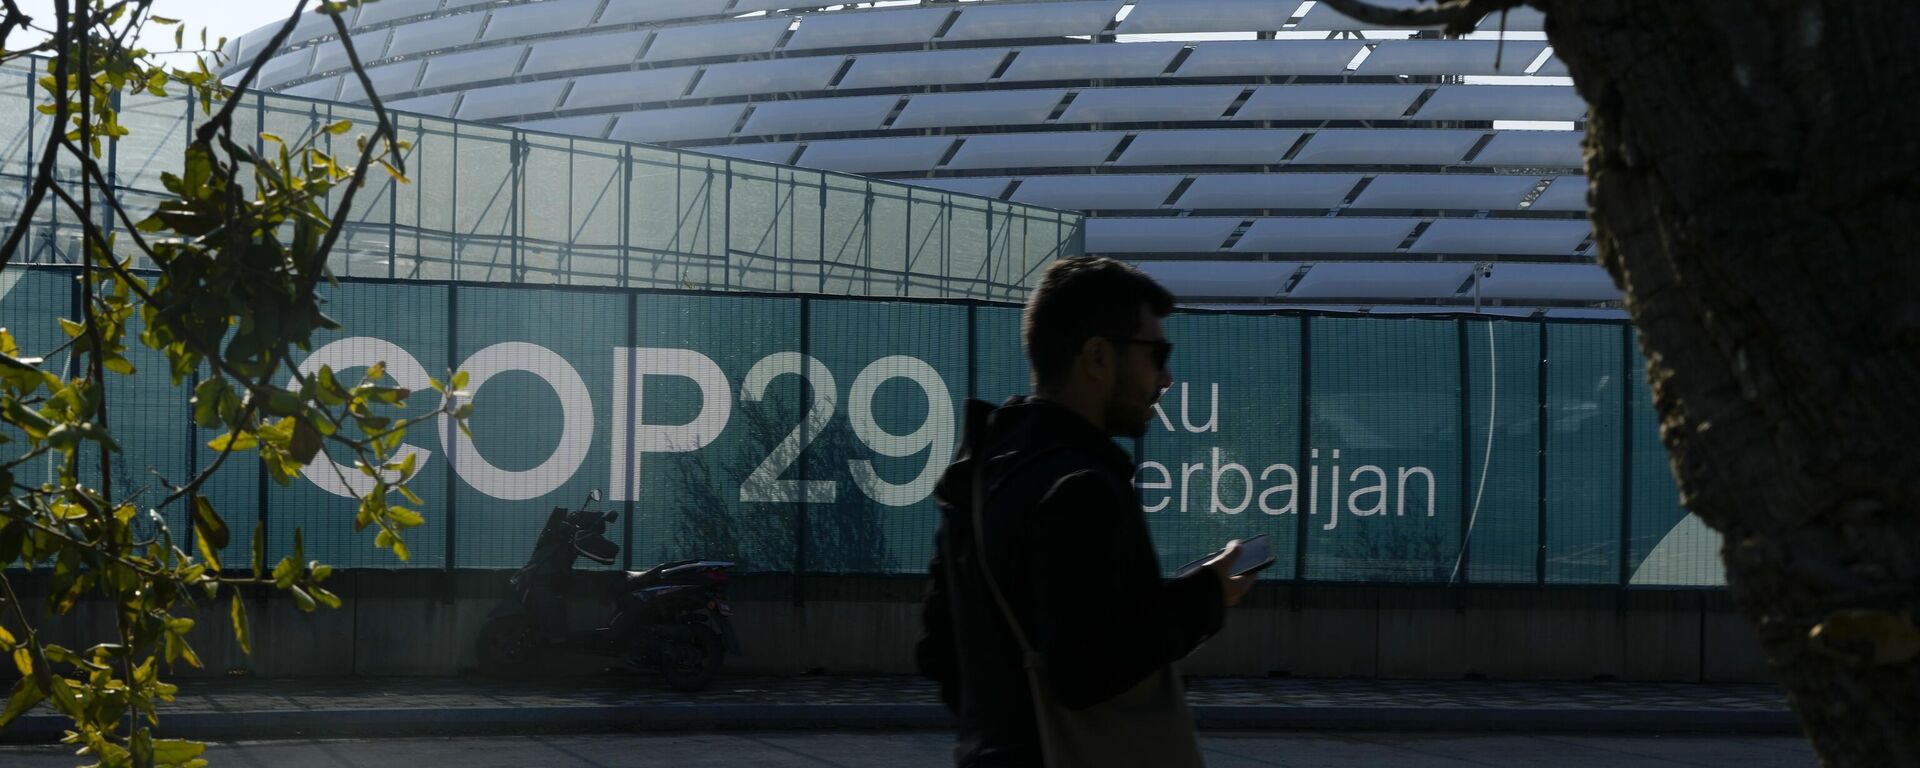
[573, 532, 620, 565]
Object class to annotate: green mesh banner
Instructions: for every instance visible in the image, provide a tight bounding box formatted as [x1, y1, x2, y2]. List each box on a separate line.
[0, 267, 1726, 586]
[1139, 313, 1302, 581]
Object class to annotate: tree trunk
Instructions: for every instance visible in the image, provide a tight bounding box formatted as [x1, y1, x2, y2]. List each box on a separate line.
[1539, 1, 1920, 764]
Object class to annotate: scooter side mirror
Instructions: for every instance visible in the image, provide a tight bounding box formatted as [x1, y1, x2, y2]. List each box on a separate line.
[587, 489, 601, 502]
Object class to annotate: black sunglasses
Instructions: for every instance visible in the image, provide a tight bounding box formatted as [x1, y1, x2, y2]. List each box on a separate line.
[1111, 337, 1173, 370]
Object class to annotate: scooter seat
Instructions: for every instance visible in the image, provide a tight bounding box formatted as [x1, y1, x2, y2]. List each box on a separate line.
[625, 558, 699, 587]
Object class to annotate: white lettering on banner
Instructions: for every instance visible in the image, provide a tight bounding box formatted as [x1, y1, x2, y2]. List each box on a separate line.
[739, 352, 838, 504]
[1135, 379, 1444, 532]
[442, 342, 594, 501]
[608, 347, 732, 502]
[290, 337, 436, 499]
[847, 355, 954, 508]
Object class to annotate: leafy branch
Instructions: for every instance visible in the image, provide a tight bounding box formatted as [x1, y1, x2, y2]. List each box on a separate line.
[0, 1, 463, 767]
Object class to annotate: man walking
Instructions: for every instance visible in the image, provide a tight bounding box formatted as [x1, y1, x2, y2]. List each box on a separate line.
[918, 257, 1254, 767]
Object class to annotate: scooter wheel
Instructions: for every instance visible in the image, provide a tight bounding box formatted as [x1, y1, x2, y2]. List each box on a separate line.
[662, 628, 724, 693]
[476, 615, 544, 678]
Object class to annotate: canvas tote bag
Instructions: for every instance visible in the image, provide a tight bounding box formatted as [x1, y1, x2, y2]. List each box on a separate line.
[965, 448, 1206, 768]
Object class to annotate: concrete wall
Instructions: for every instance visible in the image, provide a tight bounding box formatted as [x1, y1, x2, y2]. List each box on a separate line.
[7, 572, 1773, 682]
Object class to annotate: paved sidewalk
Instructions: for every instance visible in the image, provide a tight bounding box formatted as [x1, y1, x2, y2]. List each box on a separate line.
[1, 675, 1796, 744]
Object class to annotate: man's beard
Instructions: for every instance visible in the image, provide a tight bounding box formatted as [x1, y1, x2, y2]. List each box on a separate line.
[1103, 389, 1155, 438]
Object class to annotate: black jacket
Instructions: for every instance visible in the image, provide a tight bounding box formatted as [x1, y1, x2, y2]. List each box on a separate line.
[917, 397, 1225, 768]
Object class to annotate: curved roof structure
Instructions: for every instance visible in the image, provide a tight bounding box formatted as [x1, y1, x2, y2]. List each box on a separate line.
[224, 0, 1611, 311]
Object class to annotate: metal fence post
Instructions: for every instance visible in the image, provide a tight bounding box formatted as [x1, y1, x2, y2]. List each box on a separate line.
[1617, 322, 1635, 612]
[1455, 318, 1473, 606]
[624, 291, 637, 571]
[794, 296, 811, 607]
[1536, 318, 1549, 585]
[445, 283, 460, 574]
[1293, 314, 1312, 606]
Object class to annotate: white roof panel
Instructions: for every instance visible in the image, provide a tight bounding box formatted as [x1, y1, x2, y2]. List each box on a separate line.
[337, 60, 423, 102]
[1233, 217, 1420, 253]
[947, 132, 1128, 169]
[286, 8, 350, 46]
[388, 92, 461, 118]
[943, 1, 1122, 42]
[597, 0, 734, 26]
[901, 177, 1014, 199]
[698, 142, 801, 164]
[783, 7, 950, 52]
[793, 136, 955, 174]
[691, 57, 843, 98]
[1175, 173, 1362, 209]
[509, 114, 615, 139]
[1084, 217, 1239, 253]
[419, 45, 526, 89]
[282, 76, 341, 100]
[1358, 40, 1547, 77]
[1059, 85, 1244, 124]
[643, 18, 790, 62]
[385, 13, 486, 58]
[1135, 260, 1301, 298]
[1291, 129, 1485, 166]
[1350, 174, 1539, 211]
[1416, 85, 1587, 122]
[1117, 129, 1302, 167]
[1234, 85, 1427, 121]
[310, 29, 392, 74]
[997, 43, 1182, 82]
[1009, 174, 1183, 210]
[353, 0, 439, 28]
[1468, 130, 1584, 168]
[257, 48, 316, 89]
[456, 79, 567, 120]
[609, 104, 746, 143]
[1408, 219, 1591, 256]
[1288, 262, 1475, 300]
[840, 48, 1008, 90]
[1175, 40, 1364, 77]
[563, 67, 699, 110]
[727, 0, 812, 13]
[1475, 263, 1619, 302]
[521, 30, 649, 75]
[737, 95, 898, 136]
[1117, 0, 1291, 34]
[1529, 175, 1587, 212]
[892, 89, 1068, 130]
[482, 0, 602, 41]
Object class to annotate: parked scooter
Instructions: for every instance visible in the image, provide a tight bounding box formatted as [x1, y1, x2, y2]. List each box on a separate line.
[475, 490, 739, 691]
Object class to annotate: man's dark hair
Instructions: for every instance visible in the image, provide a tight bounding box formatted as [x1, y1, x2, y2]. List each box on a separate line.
[1023, 256, 1174, 389]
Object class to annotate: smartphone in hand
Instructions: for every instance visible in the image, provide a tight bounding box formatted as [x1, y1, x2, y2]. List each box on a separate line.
[1175, 534, 1275, 578]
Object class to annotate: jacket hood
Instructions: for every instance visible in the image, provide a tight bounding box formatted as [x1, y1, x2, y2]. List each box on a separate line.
[934, 396, 1133, 520]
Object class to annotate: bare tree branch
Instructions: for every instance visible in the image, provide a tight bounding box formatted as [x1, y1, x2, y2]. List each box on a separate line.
[1313, 0, 1526, 36]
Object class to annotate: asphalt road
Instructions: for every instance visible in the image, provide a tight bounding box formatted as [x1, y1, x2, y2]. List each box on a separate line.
[0, 731, 1815, 767]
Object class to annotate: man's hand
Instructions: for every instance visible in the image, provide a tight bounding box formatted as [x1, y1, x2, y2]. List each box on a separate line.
[1205, 540, 1256, 608]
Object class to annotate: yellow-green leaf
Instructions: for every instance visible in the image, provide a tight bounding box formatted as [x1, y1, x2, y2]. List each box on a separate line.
[230, 593, 251, 655]
[387, 507, 424, 528]
[152, 739, 205, 764]
[0, 676, 45, 728]
[206, 431, 258, 452]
